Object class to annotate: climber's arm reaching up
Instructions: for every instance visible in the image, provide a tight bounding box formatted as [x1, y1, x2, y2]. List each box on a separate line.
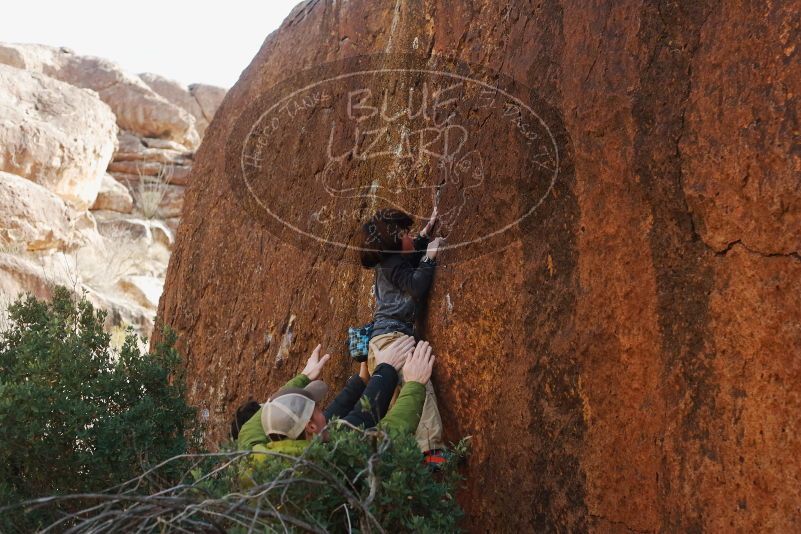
[386, 238, 443, 300]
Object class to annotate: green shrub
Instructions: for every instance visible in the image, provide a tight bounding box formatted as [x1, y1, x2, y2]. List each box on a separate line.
[0, 287, 197, 531]
[0, 288, 466, 532]
[41, 425, 466, 532]
[237, 426, 465, 532]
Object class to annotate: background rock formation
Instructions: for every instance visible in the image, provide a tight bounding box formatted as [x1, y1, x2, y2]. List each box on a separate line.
[0, 43, 200, 148]
[156, 1, 800, 531]
[0, 43, 226, 340]
[0, 64, 117, 208]
[139, 73, 227, 138]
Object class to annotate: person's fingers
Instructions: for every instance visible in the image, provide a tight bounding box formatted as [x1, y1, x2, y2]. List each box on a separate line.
[391, 348, 410, 370]
[397, 338, 415, 355]
[413, 346, 426, 368]
[393, 345, 412, 363]
[311, 344, 321, 360]
[420, 341, 431, 360]
[423, 343, 432, 360]
[389, 335, 412, 351]
[319, 353, 331, 366]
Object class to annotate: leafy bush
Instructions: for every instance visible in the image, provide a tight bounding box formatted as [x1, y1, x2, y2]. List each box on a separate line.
[0, 287, 197, 531]
[39, 425, 466, 532]
[234, 425, 464, 532]
[0, 288, 466, 532]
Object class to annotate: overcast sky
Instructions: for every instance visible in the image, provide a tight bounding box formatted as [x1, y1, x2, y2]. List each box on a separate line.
[0, 0, 303, 88]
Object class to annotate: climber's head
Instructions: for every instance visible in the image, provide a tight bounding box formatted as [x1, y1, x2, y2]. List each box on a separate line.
[358, 208, 414, 268]
[261, 381, 330, 441]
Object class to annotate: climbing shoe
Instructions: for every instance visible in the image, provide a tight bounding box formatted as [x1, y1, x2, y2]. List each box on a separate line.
[423, 449, 448, 472]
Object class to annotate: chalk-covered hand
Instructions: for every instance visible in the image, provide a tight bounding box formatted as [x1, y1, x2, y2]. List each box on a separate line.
[375, 335, 415, 371]
[425, 237, 444, 260]
[301, 344, 331, 380]
[403, 340, 435, 385]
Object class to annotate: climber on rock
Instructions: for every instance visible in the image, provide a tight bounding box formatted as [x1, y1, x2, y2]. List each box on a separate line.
[358, 207, 447, 468]
[232, 334, 435, 456]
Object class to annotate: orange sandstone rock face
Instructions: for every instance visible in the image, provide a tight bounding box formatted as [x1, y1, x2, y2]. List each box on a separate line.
[156, 1, 801, 531]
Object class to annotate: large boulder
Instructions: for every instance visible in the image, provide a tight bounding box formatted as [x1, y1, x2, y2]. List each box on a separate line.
[139, 73, 203, 119]
[117, 275, 163, 309]
[0, 252, 156, 339]
[139, 73, 225, 138]
[189, 83, 227, 134]
[0, 64, 117, 207]
[155, 1, 801, 532]
[113, 131, 193, 164]
[0, 43, 199, 149]
[0, 253, 72, 303]
[82, 287, 155, 337]
[91, 174, 133, 213]
[0, 171, 76, 251]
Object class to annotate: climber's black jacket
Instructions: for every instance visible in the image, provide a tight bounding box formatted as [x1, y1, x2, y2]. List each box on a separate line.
[372, 235, 436, 338]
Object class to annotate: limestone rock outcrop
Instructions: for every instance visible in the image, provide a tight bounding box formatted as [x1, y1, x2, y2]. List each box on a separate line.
[106, 131, 191, 219]
[0, 171, 76, 251]
[155, 1, 801, 531]
[0, 43, 199, 149]
[189, 84, 227, 135]
[0, 43, 226, 342]
[0, 64, 117, 208]
[0, 254, 71, 303]
[139, 73, 225, 138]
[91, 174, 134, 213]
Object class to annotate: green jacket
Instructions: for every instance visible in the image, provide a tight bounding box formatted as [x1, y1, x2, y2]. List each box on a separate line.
[237, 373, 309, 450]
[378, 381, 426, 436]
[236, 373, 426, 452]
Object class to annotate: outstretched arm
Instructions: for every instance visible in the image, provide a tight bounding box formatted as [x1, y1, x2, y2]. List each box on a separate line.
[323, 375, 366, 421]
[388, 238, 443, 299]
[279, 344, 332, 390]
[238, 344, 332, 449]
[339, 335, 414, 428]
[388, 258, 436, 300]
[341, 363, 399, 428]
